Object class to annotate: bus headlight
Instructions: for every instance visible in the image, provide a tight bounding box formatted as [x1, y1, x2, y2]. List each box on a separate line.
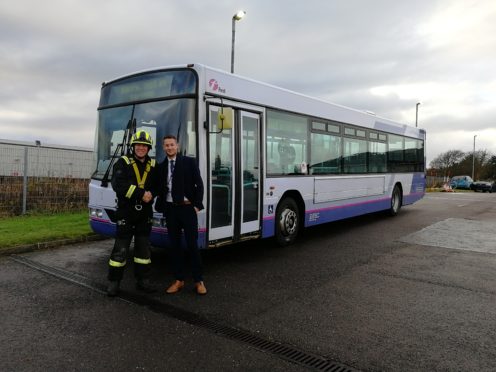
[89, 208, 104, 218]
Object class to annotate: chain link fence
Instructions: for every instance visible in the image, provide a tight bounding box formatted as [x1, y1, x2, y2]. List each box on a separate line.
[0, 140, 94, 217]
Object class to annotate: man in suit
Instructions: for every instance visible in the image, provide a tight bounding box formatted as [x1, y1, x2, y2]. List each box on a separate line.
[156, 135, 206, 295]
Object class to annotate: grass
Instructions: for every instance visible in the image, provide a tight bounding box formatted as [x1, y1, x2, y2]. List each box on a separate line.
[0, 211, 93, 250]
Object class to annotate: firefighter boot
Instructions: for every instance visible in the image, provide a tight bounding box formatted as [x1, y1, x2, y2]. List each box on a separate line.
[107, 280, 120, 297]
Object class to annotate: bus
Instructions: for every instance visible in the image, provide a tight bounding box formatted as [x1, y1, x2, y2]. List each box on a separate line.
[89, 63, 425, 248]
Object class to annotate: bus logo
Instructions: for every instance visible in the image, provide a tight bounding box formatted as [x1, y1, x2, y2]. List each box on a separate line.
[209, 79, 219, 91]
[208, 79, 226, 93]
[268, 205, 274, 214]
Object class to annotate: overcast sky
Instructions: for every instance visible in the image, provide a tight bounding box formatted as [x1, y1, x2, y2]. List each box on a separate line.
[1, 0, 495, 165]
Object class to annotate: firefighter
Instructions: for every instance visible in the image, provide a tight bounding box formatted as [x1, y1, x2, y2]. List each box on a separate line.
[107, 130, 157, 297]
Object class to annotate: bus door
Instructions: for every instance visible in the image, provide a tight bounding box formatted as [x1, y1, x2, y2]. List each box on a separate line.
[208, 106, 261, 244]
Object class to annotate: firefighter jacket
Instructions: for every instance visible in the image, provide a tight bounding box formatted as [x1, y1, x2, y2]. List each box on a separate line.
[111, 154, 157, 213]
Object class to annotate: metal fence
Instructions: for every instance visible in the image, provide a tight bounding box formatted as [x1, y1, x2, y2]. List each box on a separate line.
[0, 140, 94, 216]
[426, 176, 449, 188]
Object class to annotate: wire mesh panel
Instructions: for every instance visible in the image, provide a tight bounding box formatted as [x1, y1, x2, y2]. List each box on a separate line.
[0, 141, 94, 216]
[0, 176, 90, 217]
[0, 144, 25, 176]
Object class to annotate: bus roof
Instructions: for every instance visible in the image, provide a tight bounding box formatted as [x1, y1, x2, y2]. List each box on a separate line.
[103, 63, 424, 139]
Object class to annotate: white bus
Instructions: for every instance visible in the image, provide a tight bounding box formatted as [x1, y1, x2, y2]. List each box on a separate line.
[89, 63, 425, 248]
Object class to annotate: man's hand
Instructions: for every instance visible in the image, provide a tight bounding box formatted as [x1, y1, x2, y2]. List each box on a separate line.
[142, 191, 153, 203]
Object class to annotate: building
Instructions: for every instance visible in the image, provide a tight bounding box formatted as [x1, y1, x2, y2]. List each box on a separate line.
[0, 139, 94, 179]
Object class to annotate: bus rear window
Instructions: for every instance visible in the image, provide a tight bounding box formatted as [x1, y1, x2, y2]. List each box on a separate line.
[99, 70, 197, 107]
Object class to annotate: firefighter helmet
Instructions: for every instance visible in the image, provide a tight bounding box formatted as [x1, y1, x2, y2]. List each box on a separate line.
[130, 131, 153, 148]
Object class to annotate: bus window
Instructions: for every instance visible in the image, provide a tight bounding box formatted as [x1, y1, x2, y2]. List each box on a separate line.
[368, 141, 387, 173]
[210, 108, 233, 228]
[266, 110, 307, 175]
[310, 132, 341, 174]
[134, 99, 196, 162]
[388, 134, 404, 172]
[343, 138, 367, 173]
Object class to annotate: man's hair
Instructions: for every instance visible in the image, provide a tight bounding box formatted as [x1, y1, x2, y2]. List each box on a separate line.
[163, 135, 177, 142]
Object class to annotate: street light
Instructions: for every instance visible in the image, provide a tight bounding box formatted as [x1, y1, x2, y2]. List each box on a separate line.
[231, 10, 246, 73]
[472, 134, 477, 180]
[415, 102, 421, 127]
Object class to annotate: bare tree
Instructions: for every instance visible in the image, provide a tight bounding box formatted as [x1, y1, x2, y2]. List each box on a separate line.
[474, 150, 494, 180]
[429, 150, 465, 176]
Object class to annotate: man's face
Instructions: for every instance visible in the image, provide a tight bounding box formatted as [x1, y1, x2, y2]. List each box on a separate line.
[163, 138, 179, 158]
[133, 144, 149, 159]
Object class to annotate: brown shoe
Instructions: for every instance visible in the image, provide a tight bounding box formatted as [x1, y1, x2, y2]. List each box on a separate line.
[166, 280, 185, 294]
[195, 281, 207, 295]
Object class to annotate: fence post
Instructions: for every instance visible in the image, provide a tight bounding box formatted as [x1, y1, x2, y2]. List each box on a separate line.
[22, 146, 28, 214]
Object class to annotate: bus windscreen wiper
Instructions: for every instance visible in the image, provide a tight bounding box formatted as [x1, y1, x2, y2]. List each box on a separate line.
[101, 118, 136, 187]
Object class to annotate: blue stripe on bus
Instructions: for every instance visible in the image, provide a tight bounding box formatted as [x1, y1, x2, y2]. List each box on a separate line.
[262, 198, 390, 239]
[152, 231, 207, 249]
[304, 197, 391, 227]
[149, 227, 207, 249]
[262, 188, 425, 239]
[90, 218, 116, 236]
[262, 217, 276, 238]
[90, 218, 207, 249]
[403, 192, 424, 205]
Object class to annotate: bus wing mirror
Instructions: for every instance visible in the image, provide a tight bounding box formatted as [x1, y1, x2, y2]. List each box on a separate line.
[218, 107, 233, 130]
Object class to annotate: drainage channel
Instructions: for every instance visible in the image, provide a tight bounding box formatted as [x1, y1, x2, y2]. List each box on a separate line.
[11, 254, 360, 372]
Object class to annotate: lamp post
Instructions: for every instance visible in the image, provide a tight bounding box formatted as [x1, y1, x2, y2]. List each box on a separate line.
[231, 10, 246, 74]
[472, 134, 477, 180]
[415, 102, 421, 127]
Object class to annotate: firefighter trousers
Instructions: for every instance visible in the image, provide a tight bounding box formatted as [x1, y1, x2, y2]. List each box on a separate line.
[108, 209, 152, 282]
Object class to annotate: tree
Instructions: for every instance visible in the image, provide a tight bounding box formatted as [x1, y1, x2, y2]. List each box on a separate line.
[477, 151, 496, 180]
[484, 156, 496, 180]
[429, 150, 465, 177]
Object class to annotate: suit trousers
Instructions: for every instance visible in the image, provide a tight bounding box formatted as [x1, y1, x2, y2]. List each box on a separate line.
[165, 203, 203, 282]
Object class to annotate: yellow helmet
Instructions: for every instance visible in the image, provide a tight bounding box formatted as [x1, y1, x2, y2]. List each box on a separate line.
[130, 130, 153, 148]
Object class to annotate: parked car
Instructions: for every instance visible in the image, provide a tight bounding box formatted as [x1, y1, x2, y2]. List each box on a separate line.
[470, 181, 496, 193]
[450, 175, 473, 189]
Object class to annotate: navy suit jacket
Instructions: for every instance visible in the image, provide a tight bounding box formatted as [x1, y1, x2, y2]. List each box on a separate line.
[155, 155, 204, 212]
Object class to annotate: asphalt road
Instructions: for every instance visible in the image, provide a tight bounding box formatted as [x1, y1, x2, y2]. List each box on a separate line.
[1, 192, 496, 371]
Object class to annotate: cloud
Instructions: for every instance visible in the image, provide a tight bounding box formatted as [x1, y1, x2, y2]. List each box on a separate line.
[0, 0, 495, 167]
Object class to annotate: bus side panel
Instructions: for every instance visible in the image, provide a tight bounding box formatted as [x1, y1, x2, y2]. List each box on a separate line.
[403, 172, 426, 206]
[261, 195, 391, 237]
[262, 216, 276, 239]
[261, 173, 425, 236]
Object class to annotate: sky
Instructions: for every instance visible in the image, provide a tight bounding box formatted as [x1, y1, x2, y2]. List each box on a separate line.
[1, 0, 495, 166]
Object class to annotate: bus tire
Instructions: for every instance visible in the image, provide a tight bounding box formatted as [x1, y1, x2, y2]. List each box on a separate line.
[275, 197, 300, 246]
[389, 185, 402, 216]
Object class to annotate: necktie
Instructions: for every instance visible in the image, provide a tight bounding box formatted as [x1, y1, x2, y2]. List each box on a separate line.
[169, 160, 175, 184]
[169, 159, 175, 201]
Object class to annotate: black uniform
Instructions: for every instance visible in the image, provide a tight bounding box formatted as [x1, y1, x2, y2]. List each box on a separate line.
[108, 154, 156, 282]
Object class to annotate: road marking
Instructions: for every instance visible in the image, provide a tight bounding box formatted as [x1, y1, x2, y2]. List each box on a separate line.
[424, 194, 496, 203]
[400, 218, 496, 254]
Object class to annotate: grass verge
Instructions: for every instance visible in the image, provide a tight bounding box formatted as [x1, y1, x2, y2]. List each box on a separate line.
[0, 211, 97, 253]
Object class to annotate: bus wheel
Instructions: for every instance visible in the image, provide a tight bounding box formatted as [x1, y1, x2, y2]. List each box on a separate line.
[275, 197, 300, 246]
[389, 185, 402, 216]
